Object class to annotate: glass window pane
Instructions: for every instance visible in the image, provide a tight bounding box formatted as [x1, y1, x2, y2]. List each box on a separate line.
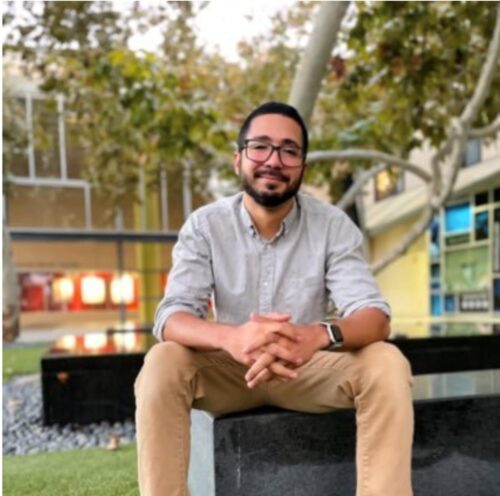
[445, 233, 470, 246]
[494, 208, 500, 272]
[444, 246, 490, 292]
[431, 294, 442, 316]
[33, 99, 61, 178]
[475, 191, 489, 206]
[65, 111, 88, 179]
[445, 202, 471, 233]
[375, 167, 404, 201]
[429, 216, 440, 258]
[494, 279, 500, 312]
[474, 211, 489, 241]
[444, 294, 456, 313]
[4, 97, 29, 176]
[463, 138, 481, 167]
[7, 185, 86, 228]
[431, 263, 441, 279]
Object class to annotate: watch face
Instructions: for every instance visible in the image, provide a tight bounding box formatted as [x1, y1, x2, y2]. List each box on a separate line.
[330, 324, 344, 344]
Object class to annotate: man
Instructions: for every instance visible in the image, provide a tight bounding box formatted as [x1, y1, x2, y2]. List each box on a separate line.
[135, 101, 414, 496]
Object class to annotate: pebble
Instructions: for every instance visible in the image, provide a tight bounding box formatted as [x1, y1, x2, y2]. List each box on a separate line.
[3, 375, 136, 456]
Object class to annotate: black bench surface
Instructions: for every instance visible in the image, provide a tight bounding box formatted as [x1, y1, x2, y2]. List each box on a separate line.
[188, 369, 500, 496]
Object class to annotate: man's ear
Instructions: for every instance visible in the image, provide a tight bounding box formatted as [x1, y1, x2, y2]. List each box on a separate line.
[232, 151, 241, 175]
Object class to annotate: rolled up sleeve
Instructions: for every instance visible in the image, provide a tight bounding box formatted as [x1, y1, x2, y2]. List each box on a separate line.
[152, 213, 213, 341]
[325, 214, 391, 320]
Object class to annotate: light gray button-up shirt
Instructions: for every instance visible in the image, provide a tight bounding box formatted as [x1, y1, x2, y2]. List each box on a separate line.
[152, 191, 390, 341]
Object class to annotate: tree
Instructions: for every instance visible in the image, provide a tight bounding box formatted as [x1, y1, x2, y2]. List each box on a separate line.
[2, 88, 26, 341]
[290, 1, 500, 273]
[2, 1, 226, 323]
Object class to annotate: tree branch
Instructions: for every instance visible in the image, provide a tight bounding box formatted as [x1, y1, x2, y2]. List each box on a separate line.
[370, 6, 500, 274]
[307, 148, 432, 183]
[468, 114, 500, 138]
[337, 163, 387, 210]
[460, 4, 500, 126]
[372, 205, 435, 274]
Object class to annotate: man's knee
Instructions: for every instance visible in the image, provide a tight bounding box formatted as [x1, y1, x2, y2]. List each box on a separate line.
[354, 341, 413, 392]
[135, 341, 195, 400]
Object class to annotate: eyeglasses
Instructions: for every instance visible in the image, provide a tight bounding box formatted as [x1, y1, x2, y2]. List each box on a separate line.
[242, 139, 304, 168]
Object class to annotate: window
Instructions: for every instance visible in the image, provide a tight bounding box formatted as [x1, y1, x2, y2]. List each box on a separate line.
[474, 211, 489, 241]
[431, 294, 442, 316]
[475, 191, 489, 206]
[462, 138, 481, 167]
[32, 98, 61, 178]
[374, 167, 403, 201]
[445, 202, 471, 233]
[494, 278, 500, 312]
[4, 97, 29, 176]
[65, 110, 88, 179]
[444, 246, 490, 292]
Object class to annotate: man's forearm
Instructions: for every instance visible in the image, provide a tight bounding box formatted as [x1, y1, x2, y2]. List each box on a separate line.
[162, 311, 233, 350]
[332, 307, 390, 350]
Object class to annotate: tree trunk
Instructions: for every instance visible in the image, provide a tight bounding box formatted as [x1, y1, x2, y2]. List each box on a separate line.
[3, 221, 20, 342]
[288, 1, 350, 126]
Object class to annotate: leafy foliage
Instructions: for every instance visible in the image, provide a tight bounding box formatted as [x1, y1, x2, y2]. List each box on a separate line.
[305, 1, 500, 201]
[3, 1, 226, 206]
[315, 1, 499, 154]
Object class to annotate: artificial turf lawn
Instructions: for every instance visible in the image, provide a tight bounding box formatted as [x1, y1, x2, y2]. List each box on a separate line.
[2, 344, 49, 381]
[3, 443, 139, 496]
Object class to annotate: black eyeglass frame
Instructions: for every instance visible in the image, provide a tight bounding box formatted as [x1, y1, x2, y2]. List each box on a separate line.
[240, 139, 305, 168]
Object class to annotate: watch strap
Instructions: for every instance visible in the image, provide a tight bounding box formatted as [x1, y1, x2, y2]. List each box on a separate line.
[319, 321, 344, 350]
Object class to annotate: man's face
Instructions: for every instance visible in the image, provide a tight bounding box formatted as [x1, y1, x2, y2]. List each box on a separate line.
[233, 113, 306, 208]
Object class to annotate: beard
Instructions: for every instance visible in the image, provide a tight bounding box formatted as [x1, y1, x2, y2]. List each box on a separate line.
[239, 165, 304, 208]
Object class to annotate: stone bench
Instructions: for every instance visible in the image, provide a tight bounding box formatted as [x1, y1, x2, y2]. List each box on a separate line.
[188, 369, 500, 496]
[41, 330, 500, 425]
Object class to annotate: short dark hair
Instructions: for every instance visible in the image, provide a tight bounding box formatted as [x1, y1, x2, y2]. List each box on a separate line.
[237, 101, 308, 158]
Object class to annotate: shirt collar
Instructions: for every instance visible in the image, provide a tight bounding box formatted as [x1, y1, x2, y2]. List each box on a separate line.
[239, 194, 300, 240]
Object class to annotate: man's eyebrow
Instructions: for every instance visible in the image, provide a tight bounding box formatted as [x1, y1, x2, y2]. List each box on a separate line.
[248, 135, 302, 147]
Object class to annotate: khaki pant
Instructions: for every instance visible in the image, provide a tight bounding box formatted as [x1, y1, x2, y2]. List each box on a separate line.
[135, 341, 414, 496]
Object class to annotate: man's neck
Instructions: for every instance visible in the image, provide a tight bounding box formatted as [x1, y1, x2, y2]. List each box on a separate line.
[243, 194, 295, 240]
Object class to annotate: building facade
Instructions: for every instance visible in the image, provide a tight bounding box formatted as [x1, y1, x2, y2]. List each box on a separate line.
[4, 84, 207, 333]
[364, 139, 500, 337]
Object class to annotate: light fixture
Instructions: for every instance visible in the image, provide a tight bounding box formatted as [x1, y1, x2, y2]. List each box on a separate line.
[52, 277, 74, 304]
[110, 273, 135, 305]
[114, 331, 138, 351]
[84, 333, 107, 350]
[81, 275, 106, 305]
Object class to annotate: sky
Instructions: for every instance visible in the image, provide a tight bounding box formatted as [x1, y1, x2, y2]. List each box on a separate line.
[129, 0, 298, 61]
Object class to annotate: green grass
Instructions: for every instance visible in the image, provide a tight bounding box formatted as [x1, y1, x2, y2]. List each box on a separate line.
[2, 344, 49, 381]
[3, 444, 138, 496]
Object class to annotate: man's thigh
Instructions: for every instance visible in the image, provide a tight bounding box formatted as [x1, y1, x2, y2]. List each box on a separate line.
[264, 348, 354, 413]
[264, 342, 412, 413]
[159, 344, 267, 415]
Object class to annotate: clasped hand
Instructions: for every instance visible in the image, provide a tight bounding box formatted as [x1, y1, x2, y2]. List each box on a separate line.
[225, 312, 321, 389]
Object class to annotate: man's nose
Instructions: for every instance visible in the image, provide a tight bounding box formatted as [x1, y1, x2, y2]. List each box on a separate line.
[265, 147, 283, 168]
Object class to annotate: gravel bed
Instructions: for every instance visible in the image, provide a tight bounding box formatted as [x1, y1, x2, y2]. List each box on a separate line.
[3, 374, 136, 456]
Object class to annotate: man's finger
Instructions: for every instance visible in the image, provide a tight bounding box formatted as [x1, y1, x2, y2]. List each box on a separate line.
[266, 342, 302, 366]
[243, 329, 280, 354]
[269, 360, 298, 381]
[267, 325, 301, 343]
[245, 352, 275, 382]
[247, 367, 273, 389]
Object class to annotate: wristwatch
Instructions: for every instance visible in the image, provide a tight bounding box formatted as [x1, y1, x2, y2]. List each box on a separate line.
[319, 322, 344, 350]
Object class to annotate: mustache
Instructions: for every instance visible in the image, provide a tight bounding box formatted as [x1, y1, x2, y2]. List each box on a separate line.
[253, 168, 289, 182]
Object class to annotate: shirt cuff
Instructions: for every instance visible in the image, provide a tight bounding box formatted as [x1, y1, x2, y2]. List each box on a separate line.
[152, 304, 202, 341]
